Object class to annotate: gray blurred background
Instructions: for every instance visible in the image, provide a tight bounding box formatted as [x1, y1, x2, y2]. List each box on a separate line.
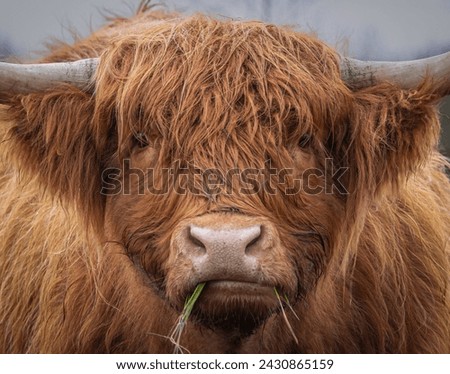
[0, 0, 449, 156]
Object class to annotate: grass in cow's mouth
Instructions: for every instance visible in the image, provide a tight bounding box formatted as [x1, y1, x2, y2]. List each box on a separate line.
[169, 282, 206, 353]
[169, 284, 298, 352]
[274, 287, 299, 345]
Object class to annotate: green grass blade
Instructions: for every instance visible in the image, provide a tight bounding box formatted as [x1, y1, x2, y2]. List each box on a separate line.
[274, 287, 299, 345]
[283, 294, 300, 321]
[170, 282, 206, 354]
[181, 282, 205, 322]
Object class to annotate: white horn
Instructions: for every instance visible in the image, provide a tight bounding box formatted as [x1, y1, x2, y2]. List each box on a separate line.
[340, 51, 450, 90]
[0, 58, 99, 94]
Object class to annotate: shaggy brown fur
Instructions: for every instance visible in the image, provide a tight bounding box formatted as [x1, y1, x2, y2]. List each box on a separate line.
[0, 5, 449, 353]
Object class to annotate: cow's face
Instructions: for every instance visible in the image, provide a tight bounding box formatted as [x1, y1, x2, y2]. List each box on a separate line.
[103, 132, 345, 333]
[5, 16, 441, 337]
[97, 18, 352, 333]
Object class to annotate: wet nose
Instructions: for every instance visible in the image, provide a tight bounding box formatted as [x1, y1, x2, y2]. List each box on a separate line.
[179, 223, 268, 283]
[189, 224, 262, 256]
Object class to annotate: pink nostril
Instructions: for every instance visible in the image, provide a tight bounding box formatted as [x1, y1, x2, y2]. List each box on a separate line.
[188, 225, 262, 255]
[188, 230, 207, 250]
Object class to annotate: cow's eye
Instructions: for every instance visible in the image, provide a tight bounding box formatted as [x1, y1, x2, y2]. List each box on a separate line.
[133, 132, 150, 149]
[298, 134, 312, 149]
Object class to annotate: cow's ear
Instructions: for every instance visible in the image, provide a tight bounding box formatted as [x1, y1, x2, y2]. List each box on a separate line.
[2, 87, 105, 225]
[335, 81, 442, 204]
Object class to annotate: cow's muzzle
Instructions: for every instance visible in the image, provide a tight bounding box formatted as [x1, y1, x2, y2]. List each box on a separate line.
[172, 214, 277, 289]
[166, 213, 296, 330]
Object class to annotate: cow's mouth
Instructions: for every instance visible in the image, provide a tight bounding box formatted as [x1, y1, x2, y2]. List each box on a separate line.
[178, 280, 283, 335]
[204, 280, 274, 294]
[195, 279, 277, 302]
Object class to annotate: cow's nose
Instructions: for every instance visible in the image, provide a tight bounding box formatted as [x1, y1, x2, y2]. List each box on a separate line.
[180, 223, 268, 283]
[189, 224, 262, 256]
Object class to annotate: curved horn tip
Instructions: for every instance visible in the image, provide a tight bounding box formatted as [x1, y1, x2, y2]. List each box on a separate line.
[0, 57, 100, 94]
[340, 51, 450, 91]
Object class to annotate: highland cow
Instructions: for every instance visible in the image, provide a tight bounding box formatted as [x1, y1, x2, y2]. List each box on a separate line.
[0, 5, 449, 353]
